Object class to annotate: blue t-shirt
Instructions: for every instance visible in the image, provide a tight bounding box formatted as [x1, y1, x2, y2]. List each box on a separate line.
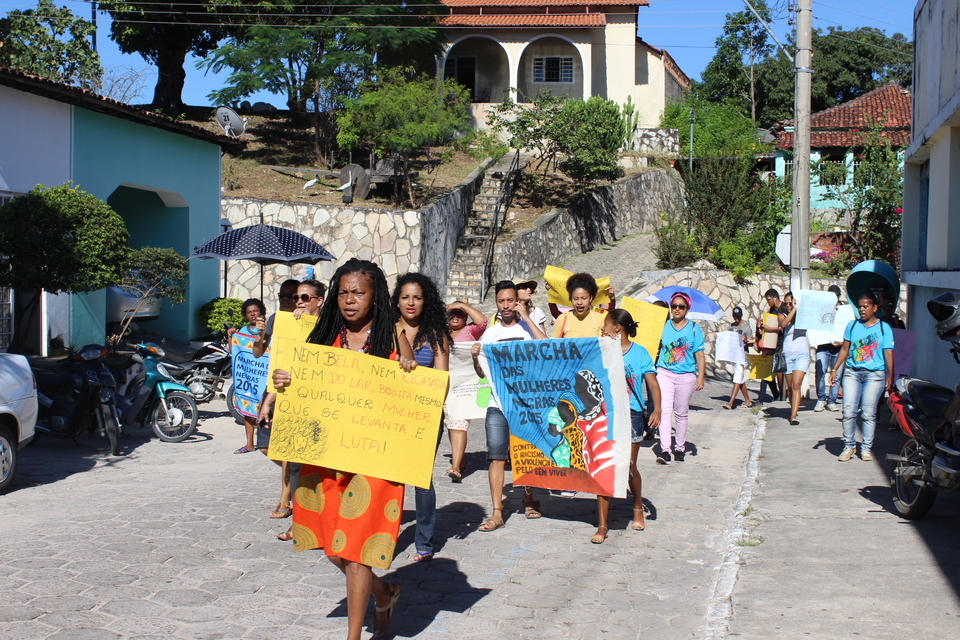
[657, 320, 705, 374]
[623, 343, 656, 412]
[843, 319, 894, 371]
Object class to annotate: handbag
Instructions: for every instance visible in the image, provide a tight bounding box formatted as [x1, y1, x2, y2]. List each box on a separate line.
[771, 345, 787, 374]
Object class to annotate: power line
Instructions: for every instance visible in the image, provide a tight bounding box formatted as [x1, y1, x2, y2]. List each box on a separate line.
[837, 0, 912, 14]
[813, 1, 911, 32]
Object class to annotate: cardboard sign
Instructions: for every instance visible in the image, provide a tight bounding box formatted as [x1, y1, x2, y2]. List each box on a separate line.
[795, 290, 842, 332]
[617, 296, 669, 361]
[807, 304, 857, 346]
[892, 328, 915, 379]
[444, 342, 493, 422]
[747, 354, 774, 381]
[760, 313, 780, 349]
[266, 338, 449, 489]
[266, 311, 319, 393]
[715, 331, 747, 365]
[482, 337, 630, 498]
[230, 327, 270, 418]
[544, 265, 612, 307]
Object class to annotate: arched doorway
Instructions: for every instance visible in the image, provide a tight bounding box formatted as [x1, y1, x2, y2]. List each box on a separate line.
[443, 37, 510, 103]
[518, 37, 584, 102]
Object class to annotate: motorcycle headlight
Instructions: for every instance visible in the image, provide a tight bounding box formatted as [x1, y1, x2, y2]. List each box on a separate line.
[156, 362, 176, 381]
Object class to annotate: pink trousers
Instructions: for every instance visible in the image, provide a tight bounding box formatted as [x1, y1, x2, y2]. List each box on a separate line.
[656, 368, 697, 453]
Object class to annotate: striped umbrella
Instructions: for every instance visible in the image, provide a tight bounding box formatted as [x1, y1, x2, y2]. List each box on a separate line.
[190, 224, 335, 299]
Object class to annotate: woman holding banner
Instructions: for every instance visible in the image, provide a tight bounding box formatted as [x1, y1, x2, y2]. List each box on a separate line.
[655, 292, 705, 464]
[393, 273, 451, 563]
[593, 310, 661, 543]
[445, 301, 487, 481]
[552, 272, 608, 338]
[233, 298, 266, 455]
[273, 258, 417, 640]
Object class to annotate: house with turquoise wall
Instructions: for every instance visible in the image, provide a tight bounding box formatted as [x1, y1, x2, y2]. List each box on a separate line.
[770, 83, 911, 216]
[0, 68, 243, 353]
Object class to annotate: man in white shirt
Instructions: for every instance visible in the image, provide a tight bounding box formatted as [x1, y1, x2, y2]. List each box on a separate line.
[471, 281, 548, 531]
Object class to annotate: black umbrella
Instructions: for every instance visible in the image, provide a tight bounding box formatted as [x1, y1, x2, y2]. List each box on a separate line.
[190, 224, 335, 299]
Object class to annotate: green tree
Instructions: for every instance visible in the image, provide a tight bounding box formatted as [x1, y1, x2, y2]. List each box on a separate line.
[554, 96, 624, 184]
[0, 184, 130, 351]
[0, 0, 102, 89]
[113, 247, 189, 340]
[486, 89, 567, 173]
[661, 94, 762, 159]
[337, 70, 471, 208]
[102, 0, 232, 113]
[698, 0, 772, 122]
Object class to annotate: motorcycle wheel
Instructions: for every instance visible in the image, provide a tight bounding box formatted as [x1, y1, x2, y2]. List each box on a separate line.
[103, 407, 121, 457]
[890, 436, 937, 520]
[225, 385, 244, 425]
[150, 392, 198, 442]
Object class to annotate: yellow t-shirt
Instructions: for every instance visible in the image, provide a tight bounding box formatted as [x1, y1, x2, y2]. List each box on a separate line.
[552, 309, 606, 338]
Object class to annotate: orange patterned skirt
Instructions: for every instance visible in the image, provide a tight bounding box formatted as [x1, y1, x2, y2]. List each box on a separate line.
[291, 464, 405, 570]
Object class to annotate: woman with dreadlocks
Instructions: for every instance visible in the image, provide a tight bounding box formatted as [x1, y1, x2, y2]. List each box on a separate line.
[392, 273, 451, 563]
[272, 258, 416, 640]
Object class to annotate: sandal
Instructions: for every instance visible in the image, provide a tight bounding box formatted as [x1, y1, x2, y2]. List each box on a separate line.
[631, 508, 646, 530]
[445, 467, 462, 483]
[234, 446, 254, 454]
[523, 499, 542, 519]
[372, 582, 401, 637]
[269, 503, 292, 519]
[478, 507, 504, 532]
[590, 526, 608, 544]
[277, 527, 293, 541]
[413, 552, 433, 563]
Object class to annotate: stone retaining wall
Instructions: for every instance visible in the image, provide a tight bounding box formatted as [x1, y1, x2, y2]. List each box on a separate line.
[491, 168, 683, 284]
[219, 158, 493, 305]
[624, 267, 909, 381]
[630, 128, 680, 155]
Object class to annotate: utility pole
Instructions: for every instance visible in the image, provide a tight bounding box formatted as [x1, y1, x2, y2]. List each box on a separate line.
[791, 0, 812, 291]
[90, 1, 97, 53]
[689, 107, 695, 171]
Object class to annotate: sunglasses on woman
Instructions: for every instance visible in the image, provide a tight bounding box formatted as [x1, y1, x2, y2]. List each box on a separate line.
[671, 304, 688, 310]
[296, 294, 320, 302]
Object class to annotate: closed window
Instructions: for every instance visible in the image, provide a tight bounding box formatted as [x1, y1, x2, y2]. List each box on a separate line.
[533, 56, 574, 83]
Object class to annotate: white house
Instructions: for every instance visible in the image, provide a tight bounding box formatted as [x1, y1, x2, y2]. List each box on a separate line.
[900, 0, 960, 386]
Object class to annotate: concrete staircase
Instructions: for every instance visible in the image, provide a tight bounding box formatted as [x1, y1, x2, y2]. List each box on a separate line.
[445, 153, 522, 304]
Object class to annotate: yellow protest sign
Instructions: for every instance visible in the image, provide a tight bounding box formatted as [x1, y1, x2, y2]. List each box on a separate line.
[267, 337, 449, 489]
[544, 265, 611, 307]
[747, 354, 774, 381]
[617, 296, 669, 360]
[266, 311, 319, 393]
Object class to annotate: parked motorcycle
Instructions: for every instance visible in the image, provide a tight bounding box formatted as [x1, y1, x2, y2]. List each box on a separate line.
[34, 344, 122, 456]
[112, 343, 199, 442]
[886, 292, 960, 519]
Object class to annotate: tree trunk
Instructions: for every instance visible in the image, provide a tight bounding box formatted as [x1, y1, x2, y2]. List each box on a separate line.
[150, 46, 188, 114]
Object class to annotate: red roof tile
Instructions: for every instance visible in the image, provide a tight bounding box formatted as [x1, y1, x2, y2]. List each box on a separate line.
[442, 13, 605, 27]
[442, 0, 645, 6]
[775, 83, 911, 149]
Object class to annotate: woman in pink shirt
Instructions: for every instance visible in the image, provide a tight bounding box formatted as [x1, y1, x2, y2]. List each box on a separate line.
[445, 301, 488, 481]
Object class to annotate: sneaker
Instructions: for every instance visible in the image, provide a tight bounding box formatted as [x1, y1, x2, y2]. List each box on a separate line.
[656, 450, 671, 465]
[814, 400, 826, 412]
[673, 450, 685, 462]
[861, 451, 874, 461]
[825, 403, 840, 412]
[838, 447, 857, 462]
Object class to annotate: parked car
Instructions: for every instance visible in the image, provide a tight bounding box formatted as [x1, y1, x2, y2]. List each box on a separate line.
[0, 353, 39, 494]
[105, 286, 161, 325]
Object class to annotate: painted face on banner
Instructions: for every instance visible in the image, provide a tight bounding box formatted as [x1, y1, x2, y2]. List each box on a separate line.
[398, 283, 424, 323]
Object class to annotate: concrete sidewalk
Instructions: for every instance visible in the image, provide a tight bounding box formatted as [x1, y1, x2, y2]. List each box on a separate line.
[727, 396, 960, 639]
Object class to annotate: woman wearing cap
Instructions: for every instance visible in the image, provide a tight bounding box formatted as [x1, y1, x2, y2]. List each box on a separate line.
[722, 306, 755, 410]
[444, 300, 488, 482]
[552, 272, 607, 338]
[655, 292, 705, 464]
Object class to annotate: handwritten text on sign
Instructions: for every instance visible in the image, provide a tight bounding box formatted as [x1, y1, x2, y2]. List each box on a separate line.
[266, 337, 449, 489]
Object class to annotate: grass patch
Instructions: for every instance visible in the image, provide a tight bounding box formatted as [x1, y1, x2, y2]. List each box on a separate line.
[735, 535, 765, 547]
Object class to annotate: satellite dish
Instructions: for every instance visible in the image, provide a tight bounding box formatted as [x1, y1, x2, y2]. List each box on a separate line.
[214, 106, 246, 138]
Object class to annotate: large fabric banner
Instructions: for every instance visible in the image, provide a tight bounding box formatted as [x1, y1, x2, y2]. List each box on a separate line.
[444, 342, 492, 422]
[715, 331, 747, 365]
[618, 296, 669, 360]
[230, 327, 270, 418]
[892, 328, 916, 379]
[544, 265, 612, 307]
[266, 311, 319, 393]
[795, 290, 841, 331]
[482, 337, 630, 498]
[266, 337, 449, 489]
[806, 303, 857, 346]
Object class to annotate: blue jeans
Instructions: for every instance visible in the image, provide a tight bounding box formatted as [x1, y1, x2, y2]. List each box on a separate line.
[841, 369, 885, 452]
[484, 407, 510, 461]
[815, 349, 842, 403]
[414, 422, 445, 554]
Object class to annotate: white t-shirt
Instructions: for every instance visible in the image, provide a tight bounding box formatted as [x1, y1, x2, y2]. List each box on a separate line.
[782, 323, 809, 356]
[480, 321, 534, 408]
[495, 306, 547, 332]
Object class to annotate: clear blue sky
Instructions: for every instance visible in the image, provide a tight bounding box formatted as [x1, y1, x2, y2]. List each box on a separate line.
[2, 0, 914, 107]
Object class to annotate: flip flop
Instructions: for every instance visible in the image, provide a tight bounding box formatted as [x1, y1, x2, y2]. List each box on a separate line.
[630, 520, 646, 531]
[269, 503, 292, 519]
[722, 405, 734, 410]
[590, 526, 608, 544]
[372, 582, 402, 637]
[277, 527, 293, 541]
[413, 552, 433, 563]
[445, 467, 462, 483]
[234, 446, 254, 454]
